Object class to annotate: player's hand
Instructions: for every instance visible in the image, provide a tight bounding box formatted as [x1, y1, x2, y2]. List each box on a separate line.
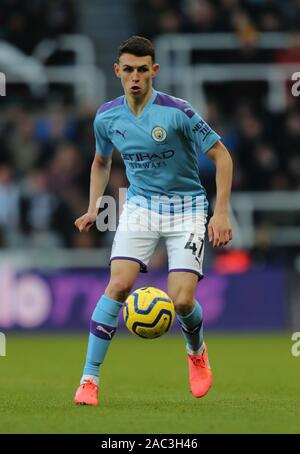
[208, 213, 232, 248]
[74, 212, 97, 233]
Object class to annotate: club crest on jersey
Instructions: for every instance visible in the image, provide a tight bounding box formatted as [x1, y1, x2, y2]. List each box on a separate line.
[151, 126, 167, 142]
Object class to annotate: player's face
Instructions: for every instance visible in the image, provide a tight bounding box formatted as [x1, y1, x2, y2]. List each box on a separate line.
[114, 54, 159, 99]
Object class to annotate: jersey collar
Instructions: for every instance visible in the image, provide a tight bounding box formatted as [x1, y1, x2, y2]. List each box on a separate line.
[124, 89, 158, 119]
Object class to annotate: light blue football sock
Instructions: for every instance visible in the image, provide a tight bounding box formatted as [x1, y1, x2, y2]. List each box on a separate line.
[82, 294, 122, 378]
[176, 300, 204, 355]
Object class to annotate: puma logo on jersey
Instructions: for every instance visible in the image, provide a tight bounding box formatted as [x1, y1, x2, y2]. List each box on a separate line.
[115, 129, 127, 139]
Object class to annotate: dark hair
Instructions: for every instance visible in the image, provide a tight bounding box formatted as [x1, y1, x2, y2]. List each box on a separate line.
[117, 36, 155, 62]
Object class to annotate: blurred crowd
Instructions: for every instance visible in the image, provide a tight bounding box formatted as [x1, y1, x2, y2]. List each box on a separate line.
[200, 94, 300, 195]
[135, 0, 300, 65]
[135, 0, 300, 38]
[0, 102, 132, 250]
[0, 0, 76, 54]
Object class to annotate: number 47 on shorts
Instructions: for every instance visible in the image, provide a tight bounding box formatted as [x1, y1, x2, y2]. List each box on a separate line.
[184, 233, 204, 264]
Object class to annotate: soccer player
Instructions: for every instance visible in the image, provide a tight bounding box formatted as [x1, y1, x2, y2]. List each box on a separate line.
[74, 36, 233, 406]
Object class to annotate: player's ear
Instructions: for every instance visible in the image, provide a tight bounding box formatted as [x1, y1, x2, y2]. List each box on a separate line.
[114, 63, 121, 78]
[152, 63, 160, 78]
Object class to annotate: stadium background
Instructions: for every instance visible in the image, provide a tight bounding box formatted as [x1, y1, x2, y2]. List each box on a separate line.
[0, 0, 300, 434]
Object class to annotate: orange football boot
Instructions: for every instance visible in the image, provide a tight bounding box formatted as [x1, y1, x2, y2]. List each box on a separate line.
[188, 342, 212, 398]
[74, 380, 98, 406]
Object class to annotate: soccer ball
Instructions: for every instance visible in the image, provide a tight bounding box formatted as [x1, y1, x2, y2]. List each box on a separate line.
[123, 287, 175, 339]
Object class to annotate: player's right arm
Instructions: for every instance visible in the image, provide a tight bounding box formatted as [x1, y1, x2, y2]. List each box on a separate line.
[75, 109, 114, 233]
[74, 152, 112, 233]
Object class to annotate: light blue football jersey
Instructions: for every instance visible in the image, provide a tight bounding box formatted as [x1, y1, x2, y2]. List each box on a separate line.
[94, 89, 220, 214]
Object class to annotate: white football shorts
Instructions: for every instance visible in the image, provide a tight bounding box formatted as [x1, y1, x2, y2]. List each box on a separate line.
[110, 203, 207, 280]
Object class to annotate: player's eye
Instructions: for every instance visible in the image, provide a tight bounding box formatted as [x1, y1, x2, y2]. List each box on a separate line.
[123, 67, 132, 72]
[139, 67, 148, 72]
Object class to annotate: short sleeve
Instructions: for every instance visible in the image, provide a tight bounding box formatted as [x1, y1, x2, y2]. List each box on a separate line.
[93, 114, 114, 157]
[179, 103, 221, 154]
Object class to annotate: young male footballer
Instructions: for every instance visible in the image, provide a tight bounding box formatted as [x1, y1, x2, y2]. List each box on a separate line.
[74, 36, 233, 406]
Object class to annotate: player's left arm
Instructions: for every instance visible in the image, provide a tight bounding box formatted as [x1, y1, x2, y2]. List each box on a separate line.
[179, 104, 233, 247]
[206, 141, 233, 248]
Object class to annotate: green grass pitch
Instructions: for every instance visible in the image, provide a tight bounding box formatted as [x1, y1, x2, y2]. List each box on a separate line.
[0, 333, 299, 434]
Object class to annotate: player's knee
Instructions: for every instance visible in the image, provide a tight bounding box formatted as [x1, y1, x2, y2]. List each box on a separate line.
[105, 278, 133, 302]
[173, 298, 194, 316]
